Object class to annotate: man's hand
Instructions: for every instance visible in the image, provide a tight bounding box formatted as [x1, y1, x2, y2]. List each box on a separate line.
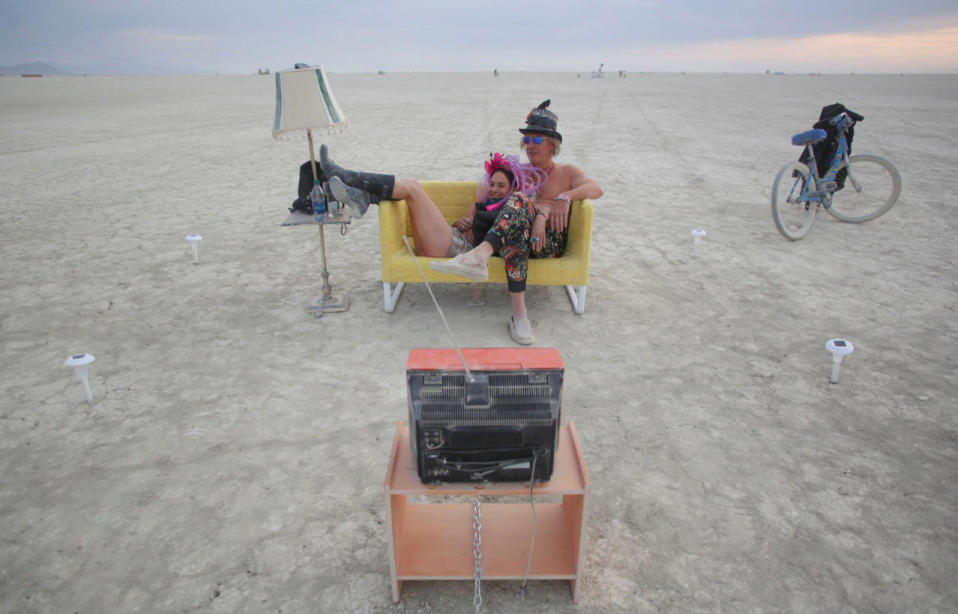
[548, 198, 571, 233]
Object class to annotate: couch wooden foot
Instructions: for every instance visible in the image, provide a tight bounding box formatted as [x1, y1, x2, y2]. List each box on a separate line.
[565, 285, 587, 314]
[384, 282, 405, 313]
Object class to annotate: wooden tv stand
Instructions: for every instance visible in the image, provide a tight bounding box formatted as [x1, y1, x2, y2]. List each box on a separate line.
[383, 421, 591, 603]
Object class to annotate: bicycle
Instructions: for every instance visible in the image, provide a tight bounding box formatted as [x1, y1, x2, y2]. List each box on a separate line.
[771, 111, 902, 241]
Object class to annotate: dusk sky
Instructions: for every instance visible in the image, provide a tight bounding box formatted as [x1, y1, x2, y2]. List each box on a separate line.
[2, 0, 957, 74]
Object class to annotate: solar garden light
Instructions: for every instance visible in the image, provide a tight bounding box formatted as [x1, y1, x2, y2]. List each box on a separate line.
[691, 228, 706, 245]
[64, 353, 95, 403]
[186, 234, 202, 264]
[825, 339, 854, 384]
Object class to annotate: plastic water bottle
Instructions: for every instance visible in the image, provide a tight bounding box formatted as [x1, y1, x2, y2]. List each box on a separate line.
[310, 180, 327, 221]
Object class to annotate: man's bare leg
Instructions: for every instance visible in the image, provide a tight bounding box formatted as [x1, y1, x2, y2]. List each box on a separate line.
[391, 178, 453, 257]
[510, 291, 527, 319]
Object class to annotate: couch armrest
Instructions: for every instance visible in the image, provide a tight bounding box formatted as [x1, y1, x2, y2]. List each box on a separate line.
[565, 199, 594, 260]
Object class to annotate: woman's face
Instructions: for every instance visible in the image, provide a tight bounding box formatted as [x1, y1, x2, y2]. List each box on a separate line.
[488, 170, 512, 200]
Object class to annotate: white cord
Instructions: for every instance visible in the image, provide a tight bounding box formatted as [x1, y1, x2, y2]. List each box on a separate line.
[401, 236, 471, 378]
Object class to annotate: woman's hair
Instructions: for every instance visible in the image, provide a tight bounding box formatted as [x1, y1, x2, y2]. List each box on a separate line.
[520, 135, 561, 156]
[492, 167, 515, 187]
[476, 152, 546, 208]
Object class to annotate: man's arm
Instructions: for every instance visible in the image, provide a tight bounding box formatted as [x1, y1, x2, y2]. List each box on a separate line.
[544, 164, 603, 233]
[562, 164, 604, 201]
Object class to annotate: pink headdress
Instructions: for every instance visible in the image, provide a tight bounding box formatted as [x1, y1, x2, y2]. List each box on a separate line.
[477, 152, 547, 210]
[484, 152, 511, 177]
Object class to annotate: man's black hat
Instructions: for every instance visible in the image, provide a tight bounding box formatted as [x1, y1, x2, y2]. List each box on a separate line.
[520, 99, 562, 143]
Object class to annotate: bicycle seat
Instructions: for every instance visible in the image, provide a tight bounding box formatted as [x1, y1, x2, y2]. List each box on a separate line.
[792, 129, 827, 146]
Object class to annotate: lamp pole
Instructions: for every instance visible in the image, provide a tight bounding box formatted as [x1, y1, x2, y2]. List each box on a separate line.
[305, 128, 348, 316]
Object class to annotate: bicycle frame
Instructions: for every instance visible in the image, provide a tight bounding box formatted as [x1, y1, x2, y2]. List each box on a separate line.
[796, 124, 851, 208]
[789, 113, 861, 209]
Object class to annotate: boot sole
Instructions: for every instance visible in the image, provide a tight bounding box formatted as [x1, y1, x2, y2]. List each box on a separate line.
[327, 177, 368, 218]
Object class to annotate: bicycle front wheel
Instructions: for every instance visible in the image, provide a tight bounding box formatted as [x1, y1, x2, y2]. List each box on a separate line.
[772, 162, 816, 241]
[826, 154, 901, 223]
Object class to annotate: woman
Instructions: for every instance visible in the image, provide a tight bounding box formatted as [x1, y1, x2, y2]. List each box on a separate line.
[446, 152, 546, 258]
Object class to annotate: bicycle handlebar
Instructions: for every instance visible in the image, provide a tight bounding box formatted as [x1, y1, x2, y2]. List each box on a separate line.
[829, 111, 864, 132]
[830, 113, 851, 129]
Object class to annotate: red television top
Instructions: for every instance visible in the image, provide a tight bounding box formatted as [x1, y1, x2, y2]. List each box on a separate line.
[406, 348, 563, 372]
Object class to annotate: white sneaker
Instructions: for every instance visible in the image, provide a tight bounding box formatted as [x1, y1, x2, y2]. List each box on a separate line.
[429, 253, 488, 281]
[509, 316, 534, 345]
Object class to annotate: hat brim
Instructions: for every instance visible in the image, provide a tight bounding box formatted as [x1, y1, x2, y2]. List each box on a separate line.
[520, 128, 562, 143]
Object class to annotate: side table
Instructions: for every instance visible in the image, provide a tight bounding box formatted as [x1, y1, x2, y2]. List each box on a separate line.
[281, 209, 351, 315]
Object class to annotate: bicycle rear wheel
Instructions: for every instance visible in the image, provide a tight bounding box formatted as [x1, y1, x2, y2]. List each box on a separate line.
[772, 162, 816, 241]
[826, 154, 901, 223]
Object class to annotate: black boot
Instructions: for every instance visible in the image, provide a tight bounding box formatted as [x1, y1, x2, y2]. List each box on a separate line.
[320, 144, 395, 203]
[326, 177, 376, 218]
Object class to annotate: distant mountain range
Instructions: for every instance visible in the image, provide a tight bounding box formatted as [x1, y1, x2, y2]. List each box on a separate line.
[0, 62, 71, 76]
[0, 58, 220, 76]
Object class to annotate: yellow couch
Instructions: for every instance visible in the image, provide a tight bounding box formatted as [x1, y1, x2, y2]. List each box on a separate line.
[378, 181, 593, 313]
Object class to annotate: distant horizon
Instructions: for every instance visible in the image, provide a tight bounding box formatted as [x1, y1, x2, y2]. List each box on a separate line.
[3, 63, 957, 77]
[0, 66, 958, 79]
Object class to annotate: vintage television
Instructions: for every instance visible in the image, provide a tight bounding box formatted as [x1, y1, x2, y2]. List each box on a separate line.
[406, 348, 563, 483]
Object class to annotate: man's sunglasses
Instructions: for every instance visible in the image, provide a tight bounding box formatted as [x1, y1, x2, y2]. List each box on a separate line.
[522, 136, 544, 144]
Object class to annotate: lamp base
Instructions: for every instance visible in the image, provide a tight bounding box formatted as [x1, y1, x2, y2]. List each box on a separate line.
[306, 292, 349, 317]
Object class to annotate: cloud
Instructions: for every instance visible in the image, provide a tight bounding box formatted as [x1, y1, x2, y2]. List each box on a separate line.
[3, 1, 957, 73]
[630, 22, 958, 72]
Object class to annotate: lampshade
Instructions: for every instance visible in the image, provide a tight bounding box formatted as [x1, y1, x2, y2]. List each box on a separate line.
[272, 66, 348, 139]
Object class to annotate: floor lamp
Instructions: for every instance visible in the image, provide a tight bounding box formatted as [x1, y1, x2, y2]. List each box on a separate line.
[273, 65, 350, 315]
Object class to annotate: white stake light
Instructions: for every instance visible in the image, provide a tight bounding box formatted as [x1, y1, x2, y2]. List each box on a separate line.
[64, 353, 96, 403]
[186, 234, 202, 264]
[691, 228, 706, 245]
[825, 339, 854, 384]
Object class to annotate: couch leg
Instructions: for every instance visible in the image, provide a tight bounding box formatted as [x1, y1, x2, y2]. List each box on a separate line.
[565, 285, 587, 314]
[384, 282, 405, 313]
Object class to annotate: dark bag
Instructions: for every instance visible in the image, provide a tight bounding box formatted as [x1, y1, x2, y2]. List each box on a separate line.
[799, 102, 863, 189]
[472, 208, 498, 244]
[289, 160, 317, 213]
[798, 102, 865, 190]
[289, 196, 313, 214]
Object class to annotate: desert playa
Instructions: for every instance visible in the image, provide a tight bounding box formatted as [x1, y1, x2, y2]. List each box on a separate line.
[1, 71, 956, 613]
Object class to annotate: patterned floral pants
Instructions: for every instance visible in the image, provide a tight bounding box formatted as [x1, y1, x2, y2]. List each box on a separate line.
[483, 193, 568, 293]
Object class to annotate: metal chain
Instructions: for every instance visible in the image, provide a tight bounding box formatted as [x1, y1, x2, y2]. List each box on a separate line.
[473, 497, 482, 614]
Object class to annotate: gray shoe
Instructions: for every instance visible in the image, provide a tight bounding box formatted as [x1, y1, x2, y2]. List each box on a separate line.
[509, 316, 534, 345]
[326, 176, 372, 218]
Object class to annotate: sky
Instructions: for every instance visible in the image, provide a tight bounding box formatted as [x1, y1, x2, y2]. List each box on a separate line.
[2, 0, 957, 74]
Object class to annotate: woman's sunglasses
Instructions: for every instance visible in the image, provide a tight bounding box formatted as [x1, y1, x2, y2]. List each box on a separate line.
[522, 136, 544, 144]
